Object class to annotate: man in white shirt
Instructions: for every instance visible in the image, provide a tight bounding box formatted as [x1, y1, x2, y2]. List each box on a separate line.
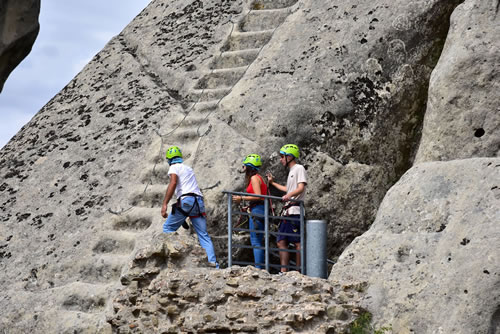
[161, 146, 218, 268]
[267, 144, 307, 273]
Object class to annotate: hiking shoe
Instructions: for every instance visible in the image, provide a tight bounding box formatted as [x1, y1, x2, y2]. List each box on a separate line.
[182, 221, 189, 229]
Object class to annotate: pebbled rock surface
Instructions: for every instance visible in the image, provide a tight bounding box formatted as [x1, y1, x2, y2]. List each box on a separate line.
[330, 158, 500, 334]
[110, 233, 365, 334]
[0, 0, 40, 92]
[415, 0, 500, 163]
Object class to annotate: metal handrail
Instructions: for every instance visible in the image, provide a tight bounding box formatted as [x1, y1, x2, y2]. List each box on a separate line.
[223, 190, 305, 273]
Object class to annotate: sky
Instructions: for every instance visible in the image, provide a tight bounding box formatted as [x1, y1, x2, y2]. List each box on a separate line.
[0, 0, 152, 149]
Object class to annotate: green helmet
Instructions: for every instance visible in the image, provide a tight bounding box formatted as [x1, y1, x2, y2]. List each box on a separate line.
[166, 146, 182, 159]
[280, 144, 299, 159]
[242, 154, 262, 169]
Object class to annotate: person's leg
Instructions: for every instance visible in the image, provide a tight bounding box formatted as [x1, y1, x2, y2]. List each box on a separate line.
[277, 239, 289, 272]
[277, 220, 290, 272]
[295, 242, 301, 272]
[191, 215, 217, 264]
[163, 203, 187, 233]
[189, 197, 218, 266]
[249, 206, 265, 268]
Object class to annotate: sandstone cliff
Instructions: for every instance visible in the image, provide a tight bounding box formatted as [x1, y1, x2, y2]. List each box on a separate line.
[0, 0, 40, 92]
[0, 0, 498, 332]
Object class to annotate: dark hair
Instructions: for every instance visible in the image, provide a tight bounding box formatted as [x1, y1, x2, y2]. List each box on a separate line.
[244, 166, 259, 187]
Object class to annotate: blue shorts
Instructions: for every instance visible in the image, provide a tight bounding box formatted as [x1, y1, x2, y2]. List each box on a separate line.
[276, 215, 301, 244]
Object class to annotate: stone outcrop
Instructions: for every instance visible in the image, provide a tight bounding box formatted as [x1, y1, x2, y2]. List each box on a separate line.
[0, 0, 40, 92]
[415, 0, 500, 162]
[330, 158, 500, 333]
[110, 233, 365, 333]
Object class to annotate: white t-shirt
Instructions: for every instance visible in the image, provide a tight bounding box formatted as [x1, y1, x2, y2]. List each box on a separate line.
[286, 163, 307, 215]
[168, 163, 203, 199]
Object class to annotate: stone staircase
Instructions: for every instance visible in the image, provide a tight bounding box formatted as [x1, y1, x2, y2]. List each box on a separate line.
[56, 0, 298, 331]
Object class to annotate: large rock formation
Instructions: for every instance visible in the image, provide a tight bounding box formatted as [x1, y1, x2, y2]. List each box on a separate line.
[0, 0, 40, 92]
[1, 0, 497, 332]
[415, 0, 500, 162]
[330, 158, 500, 333]
[330, 0, 500, 333]
[109, 232, 365, 333]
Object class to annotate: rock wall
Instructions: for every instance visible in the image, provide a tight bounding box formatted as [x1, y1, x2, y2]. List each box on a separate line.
[1, 0, 493, 332]
[198, 0, 462, 257]
[415, 0, 500, 162]
[330, 158, 500, 333]
[0, 0, 245, 331]
[330, 0, 500, 332]
[0, 0, 40, 92]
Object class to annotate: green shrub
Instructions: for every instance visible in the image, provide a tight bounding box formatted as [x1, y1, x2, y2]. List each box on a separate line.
[349, 312, 392, 334]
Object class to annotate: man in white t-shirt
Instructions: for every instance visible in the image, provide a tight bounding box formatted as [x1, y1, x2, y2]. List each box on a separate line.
[267, 144, 307, 273]
[161, 146, 218, 268]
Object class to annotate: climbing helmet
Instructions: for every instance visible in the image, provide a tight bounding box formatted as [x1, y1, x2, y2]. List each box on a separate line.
[242, 154, 262, 170]
[279, 144, 299, 159]
[166, 146, 182, 159]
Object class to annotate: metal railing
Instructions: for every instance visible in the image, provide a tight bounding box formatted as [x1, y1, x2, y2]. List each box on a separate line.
[223, 191, 305, 273]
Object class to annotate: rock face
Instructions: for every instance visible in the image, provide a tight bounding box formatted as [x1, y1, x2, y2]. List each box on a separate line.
[0, 0, 494, 332]
[330, 158, 500, 333]
[110, 233, 365, 333]
[0, 0, 40, 92]
[415, 0, 500, 162]
[186, 0, 463, 257]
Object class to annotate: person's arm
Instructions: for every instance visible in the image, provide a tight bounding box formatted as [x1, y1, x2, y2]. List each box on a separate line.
[233, 175, 264, 203]
[282, 182, 305, 202]
[266, 172, 287, 192]
[161, 173, 178, 218]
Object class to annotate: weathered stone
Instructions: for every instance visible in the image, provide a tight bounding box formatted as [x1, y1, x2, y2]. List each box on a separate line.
[415, 0, 500, 162]
[330, 158, 500, 334]
[109, 266, 361, 333]
[0, 0, 40, 92]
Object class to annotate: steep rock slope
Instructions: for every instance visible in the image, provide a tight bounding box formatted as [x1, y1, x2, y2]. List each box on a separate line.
[0, 0, 245, 332]
[330, 158, 500, 333]
[415, 0, 500, 162]
[201, 0, 462, 256]
[0, 0, 474, 332]
[330, 0, 500, 332]
[0, 0, 40, 92]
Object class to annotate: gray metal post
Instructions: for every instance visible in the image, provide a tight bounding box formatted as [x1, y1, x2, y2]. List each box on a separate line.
[306, 220, 327, 278]
[228, 195, 233, 268]
[300, 202, 305, 274]
[264, 198, 269, 272]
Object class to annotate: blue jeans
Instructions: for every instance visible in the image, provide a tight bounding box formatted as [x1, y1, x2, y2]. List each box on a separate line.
[250, 204, 265, 269]
[163, 196, 217, 265]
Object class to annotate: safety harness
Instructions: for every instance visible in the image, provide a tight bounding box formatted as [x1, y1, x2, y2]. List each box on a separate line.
[172, 193, 206, 219]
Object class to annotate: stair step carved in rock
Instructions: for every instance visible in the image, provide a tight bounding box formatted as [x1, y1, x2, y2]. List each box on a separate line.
[140, 164, 170, 184]
[129, 185, 166, 208]
[194, 67, 247, 89]
[188, 87, 231, 102]
[92, 232, 135, 255]
[250, 0, 298, 10]
[240, 9, 291, 32]
[77, 255, 129, 283]
[112, 210, 154, 231]
[221, 30, 274, 51]
[60, 283, 109, 313]
[210, 49, 260, 69]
